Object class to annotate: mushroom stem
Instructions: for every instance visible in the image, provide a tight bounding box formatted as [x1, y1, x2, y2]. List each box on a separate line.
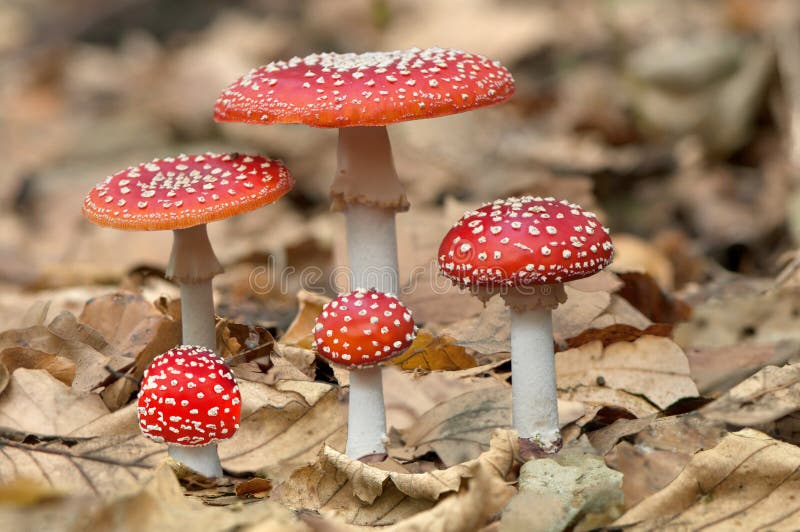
[180, 280, 216, 350]
[167, 224, 223, 351]
[510, 306, 561, 454]
[168, 444, 223, 478]
[346, 368, 388, 459]
[336, 127, 406, 459]
[345, 204, 400, 294]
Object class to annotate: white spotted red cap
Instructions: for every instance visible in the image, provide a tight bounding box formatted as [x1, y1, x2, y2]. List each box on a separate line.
[438, 196, 613, 287]
[214, 47, 515, 128]
[137, 345, 241, 447]
[83, 152, 293, 231]
[313, 288, 417, 367]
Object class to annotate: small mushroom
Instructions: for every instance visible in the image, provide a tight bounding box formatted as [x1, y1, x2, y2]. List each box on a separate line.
[438, 197, 613, 457]
[137, 345, 242, 477]
[313, 288, 417, 459]
[82, 152, 294, 349]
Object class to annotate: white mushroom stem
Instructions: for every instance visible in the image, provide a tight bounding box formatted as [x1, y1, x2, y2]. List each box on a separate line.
[168, 444, 223, 478]
[167, 224, 223, 350]
[345, 369, 388, 458]
[180, 280, 216, 350]
[345, 204, 399, 294]
[510, 306, 561, 452]
[335, 126, 406, 459]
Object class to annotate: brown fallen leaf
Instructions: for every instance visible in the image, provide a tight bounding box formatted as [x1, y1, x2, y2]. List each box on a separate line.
[700, 363, 800, 426]
[0, 368, 109, 436]
[234, 477, 272, 498]
[685, 341, 800, 395]
[281, 429, 517, 526]
[616, 271, 691, 324]
[78, 291, 179, 370]
[556, 336, 699, 410]
[220, 382, 347, 481]
[388, 330, 477, 371]
[0, 347, 76, 386]
[281, 290, 330, 350]
[0, 311, 126, 393]
[614, 429, 800, 529]
[0, 362, 8, 396]
[398, 386, 584, 466]
[0, 433, 161, 496]
[383, 364, 507, 431]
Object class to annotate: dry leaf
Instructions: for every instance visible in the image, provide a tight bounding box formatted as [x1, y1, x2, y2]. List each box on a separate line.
[398, 387, 584, 466]
[383, 364, 506, 431]
[0, 347, 76, 386]
[0, 362, 8, 396]
[220, 382, 347, 481]
[281, 429, 517, 526]
[388, 330, 477, 371]
[0, 433, 161, 496]
[0, 369, 109, 436]
[556, 336, 699, 410]
[282, 290, 330, 349]
[700, 363, 800, 426]
[686, 341, 800, 395]
[614, 429, 800, 529]
[0, 312, 125, 393]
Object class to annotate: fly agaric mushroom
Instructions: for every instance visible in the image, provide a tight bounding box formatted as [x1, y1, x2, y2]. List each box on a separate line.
[438, 197, 613, 456]
[138, 345, 242, 477]
[215, 49, 513, 457]
[313, 288, 417, 459]
[215, 47, 514, 294]
[82, 153, 293, 349]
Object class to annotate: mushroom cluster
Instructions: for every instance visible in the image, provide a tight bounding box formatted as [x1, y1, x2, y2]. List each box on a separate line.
[82, 44, 617, 479]
[438, 197, 613, 456]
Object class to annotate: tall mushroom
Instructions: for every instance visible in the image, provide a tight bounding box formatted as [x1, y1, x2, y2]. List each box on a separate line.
[82, 152, 294, 349]
[215, 47, 514, 457]
[313, 288, 417, 459]
[438, 197, 613, 456]
[138, 345, 241, 477]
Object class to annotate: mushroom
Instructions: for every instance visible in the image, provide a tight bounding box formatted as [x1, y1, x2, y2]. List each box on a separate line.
[437, 197, 613, 456]
[82, 152, 294, 349]
[313, 288, 417, 459]
[215, 48, 514, 456]
[137, 345, 242, 477]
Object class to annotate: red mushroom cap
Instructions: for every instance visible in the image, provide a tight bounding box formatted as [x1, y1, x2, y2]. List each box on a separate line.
[214, 47, 515, 128]
[313, 289, 417, 368]
[83, 152, 294, 231]
[438, 197, 613, 287]
[137, 345, 241, 447]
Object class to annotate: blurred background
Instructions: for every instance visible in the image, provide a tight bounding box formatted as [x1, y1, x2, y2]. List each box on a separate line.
[1, 0, 798, 331]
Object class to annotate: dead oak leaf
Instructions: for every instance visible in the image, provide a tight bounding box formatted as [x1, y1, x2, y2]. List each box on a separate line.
[0, 368, 109, 437]
[388, 330, 477, 371]
[556, 336, 699, 410]
[280, 429, 517, 526]
[0, 347, 76, 386]
[614, 429, 800, 530]
[700, 363, 800, 426]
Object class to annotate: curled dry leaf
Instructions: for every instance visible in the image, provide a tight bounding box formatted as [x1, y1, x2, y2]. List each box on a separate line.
[556, 336, 699, 410]
[0, 347, 76, 386]
[598, 415, 728, 509]
[615, 429, 800, 529]
[388, 330, 477, 371]
[281, 429, 517, 526]
[0, 368, 109, 437]
[281, 290, 330, 350]
[0, 362, 8, 396]
[700, 363, 800, 426]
